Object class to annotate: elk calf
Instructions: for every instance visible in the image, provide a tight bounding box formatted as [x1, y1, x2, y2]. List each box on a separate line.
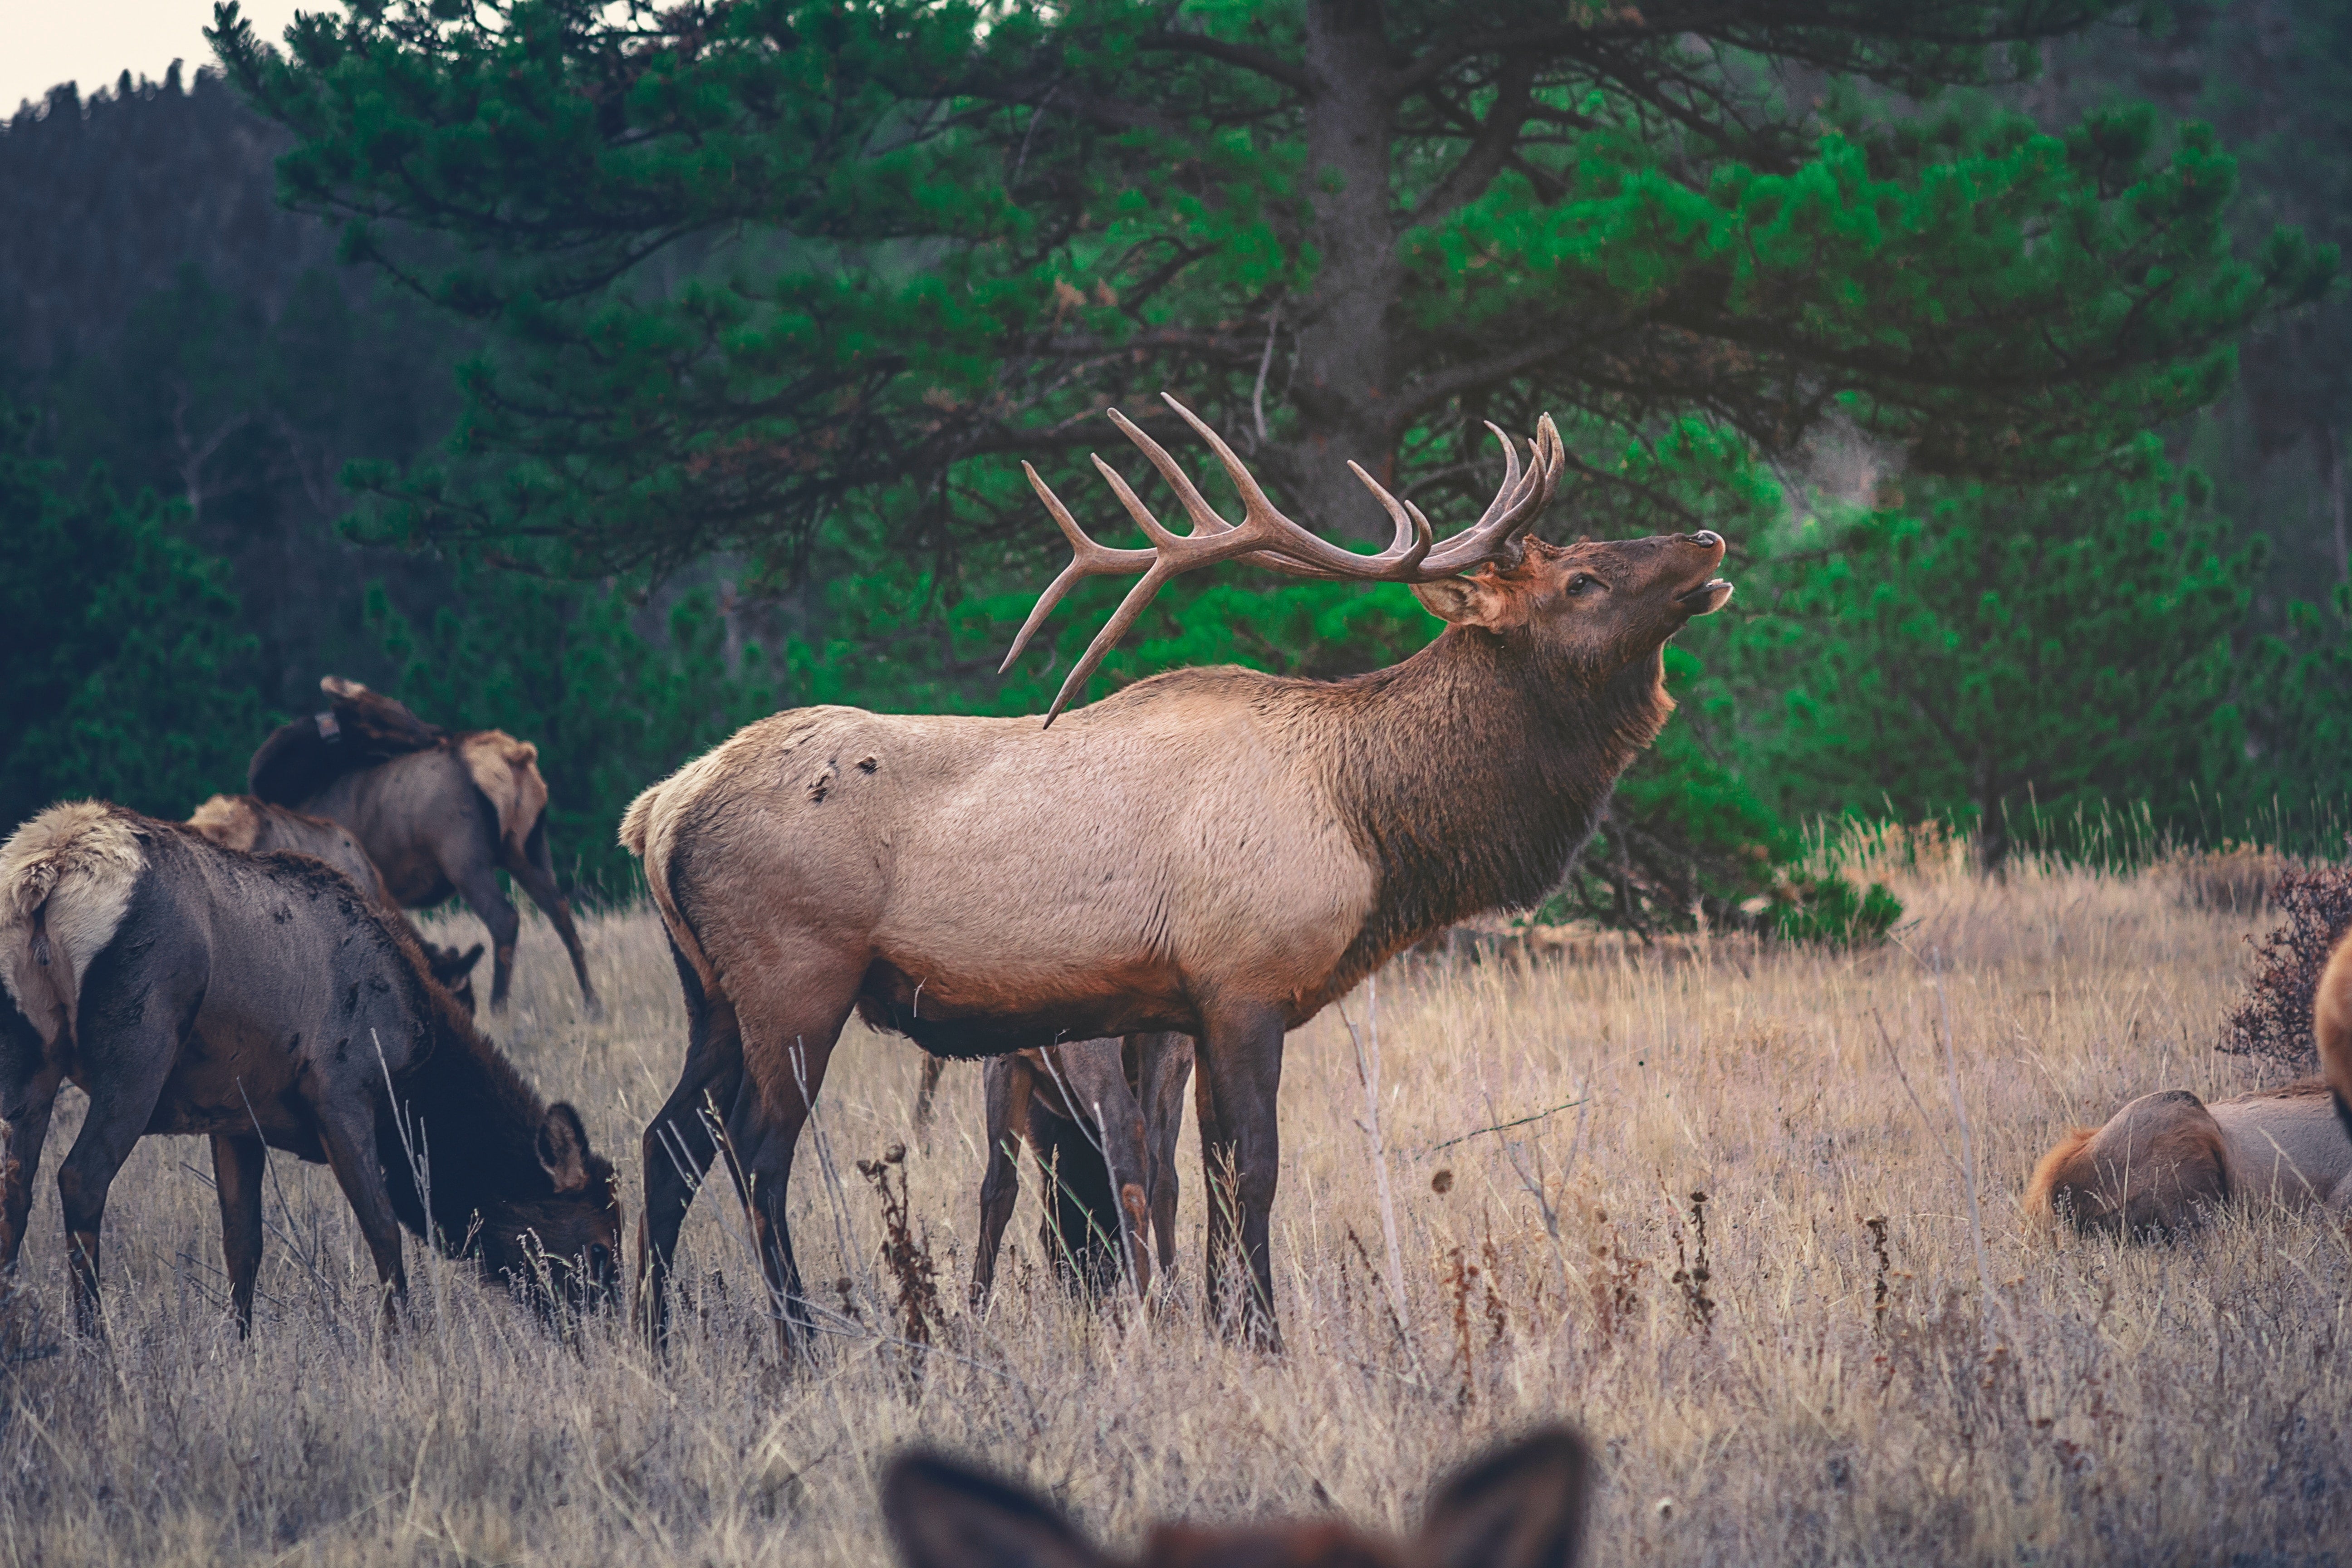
[972, 1032, 1191, 1304]
[884, 1425, 1589, 1568]
[2029, 1080, 2352, 1239]
[0, 802, 619, 1334]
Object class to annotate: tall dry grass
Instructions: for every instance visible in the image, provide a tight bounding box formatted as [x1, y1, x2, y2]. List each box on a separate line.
[1, 848, 2345, 1566]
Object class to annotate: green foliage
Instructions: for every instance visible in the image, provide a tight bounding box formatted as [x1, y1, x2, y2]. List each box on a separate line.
[366, 569, 776, 897]
[0, 400, 260, 831]
[1764, 875, 1906, 946]
[1721, 438, 2256, 869]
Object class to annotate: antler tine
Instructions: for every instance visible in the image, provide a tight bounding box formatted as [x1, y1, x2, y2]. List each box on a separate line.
[1345, 461, 1436, 570]
[1041, 558, 1180, 727]
[1156, 393, 1430, 573]
[999, 462, 1157, 673]
[1105, 407, 1239, 542]
[1419, 414, 1565, 574]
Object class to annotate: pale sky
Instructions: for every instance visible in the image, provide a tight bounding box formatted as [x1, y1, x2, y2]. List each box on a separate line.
[4, 1, 311, 117]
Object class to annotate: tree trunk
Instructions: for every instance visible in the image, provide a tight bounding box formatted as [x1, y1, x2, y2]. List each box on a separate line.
[2321, 419, 2348, 583]
[1282, 0, 1405, 544]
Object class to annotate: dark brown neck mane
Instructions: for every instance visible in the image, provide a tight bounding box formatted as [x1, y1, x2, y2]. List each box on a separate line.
[375, 977, 566, 1253]
[1309, 625, 1673, 985]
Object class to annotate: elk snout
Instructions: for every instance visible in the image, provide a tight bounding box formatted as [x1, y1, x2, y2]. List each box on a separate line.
[1688, 530, 1722, 549]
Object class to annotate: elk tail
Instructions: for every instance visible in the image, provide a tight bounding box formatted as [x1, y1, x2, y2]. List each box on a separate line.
[458, 731, 549, 858]
[618, 773, 718, 993]
[2317, 931, 2352, 1142]
[0, 802, 146, 1048]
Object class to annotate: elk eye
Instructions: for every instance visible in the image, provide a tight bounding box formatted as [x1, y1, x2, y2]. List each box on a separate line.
[1565, 573, 1600, 596]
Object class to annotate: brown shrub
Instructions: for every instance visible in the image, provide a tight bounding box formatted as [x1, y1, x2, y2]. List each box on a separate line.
[2218, 864, 2352, 1070]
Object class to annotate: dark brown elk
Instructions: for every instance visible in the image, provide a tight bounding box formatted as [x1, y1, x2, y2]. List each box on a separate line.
[972, 1032, 1192, 1304]
[623, 397, 1731, 1349]
[250, 677, 599, 1013]
[884, 1424, 1589, 1568]
[2029, 1079, 2352, 1238]
[0, 802, 620, 1335]
[186, 793, 486, 1010]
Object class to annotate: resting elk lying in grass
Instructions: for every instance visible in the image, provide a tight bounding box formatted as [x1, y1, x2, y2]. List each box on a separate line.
[2028, 1080, 2352, 1238]
[971, 1032, 1192, 1305]
[186, 793, 486, 1010]
[249, 677, 599, 1013]
[884, 1424, 1589, 1568]
[0, 802, 620, 1335]
[623, 396, 1732, 1349]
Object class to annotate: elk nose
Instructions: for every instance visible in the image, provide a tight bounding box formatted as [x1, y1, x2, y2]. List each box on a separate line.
[1689, 530, 1722, 549]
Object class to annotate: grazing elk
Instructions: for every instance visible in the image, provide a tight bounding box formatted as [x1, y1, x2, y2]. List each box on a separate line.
[250, 677, 599, 1013]
[885, 1424, 1589, 1568]
[972, 1032, 1192, 1305]
[624, 397, 1732, 1349]
[0, 802, 620, 1335]
[186, 793, 486, 1010]
[2320, 930, 2352, 1141]
[2028, 1079, 2352, 1239]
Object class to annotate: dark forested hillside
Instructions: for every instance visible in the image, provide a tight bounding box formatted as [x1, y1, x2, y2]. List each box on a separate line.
[0, 65, 469, 715]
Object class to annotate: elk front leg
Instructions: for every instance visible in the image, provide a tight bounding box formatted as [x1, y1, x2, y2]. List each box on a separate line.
[970, 1054, 1034, 1309]
[1196, 1008, 1285, 1351]
[211, 1134, 266, 1336]
[313, 1106, 409, 1329]
[447, 857, 524, 1011]
[1134, 1032, 1194, 1278]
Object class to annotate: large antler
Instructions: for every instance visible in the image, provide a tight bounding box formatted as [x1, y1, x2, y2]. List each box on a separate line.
[1004, 394, 1564, 726]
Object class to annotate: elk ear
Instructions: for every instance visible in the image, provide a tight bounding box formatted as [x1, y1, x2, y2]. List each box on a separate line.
[1411, 1427, 1590, 1568]
[535, 1103, 592, 1193]
[1411, 574, 1528, 631]
[882, 1452, 1109, 1568]
[433, 942, 486, 982]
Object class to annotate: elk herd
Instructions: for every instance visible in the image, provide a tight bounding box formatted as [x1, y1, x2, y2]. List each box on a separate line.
[1, 401, 2348, 1563]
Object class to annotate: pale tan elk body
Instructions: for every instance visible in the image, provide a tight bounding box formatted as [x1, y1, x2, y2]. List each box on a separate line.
[2029, 1080, 2352, 1237]
[2319, 931, 2352, 1139]
[186, 794, 485, 1008]
[624, 397, 1732, 1348]
[972, 1032, 1193, 1303]
[884, 1424, 1589, 1568]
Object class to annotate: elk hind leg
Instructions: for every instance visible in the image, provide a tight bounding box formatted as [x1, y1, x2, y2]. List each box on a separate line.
[1133, 1032, 1194, 1277]
[725, 960, 860, 1356]
[0, 1058, 63, 1277]
[639, 939, 743, 1350]
[503, 819, 600, 1014]
[212, 1134, 266, 1335]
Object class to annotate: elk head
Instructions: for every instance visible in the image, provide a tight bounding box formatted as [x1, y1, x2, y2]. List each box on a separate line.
[477, 1103, 623, 1312]
[884, 1425, 1590, 1568]
[1005, 395, 1730, 723]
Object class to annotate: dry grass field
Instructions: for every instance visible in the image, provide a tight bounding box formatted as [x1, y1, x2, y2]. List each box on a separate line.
[2, 840, 2346, 1567]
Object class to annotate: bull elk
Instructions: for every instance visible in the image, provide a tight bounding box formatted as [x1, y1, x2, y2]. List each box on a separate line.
[623, 396, 1733, 1348]
[0, 802, 620, 1335]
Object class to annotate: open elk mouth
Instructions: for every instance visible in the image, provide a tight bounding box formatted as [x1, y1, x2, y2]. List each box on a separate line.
[1675, 577, 1735, 613]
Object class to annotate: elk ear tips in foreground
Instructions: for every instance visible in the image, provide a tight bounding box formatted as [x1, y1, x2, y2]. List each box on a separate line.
[626, 402, 1732, 1352]
[882, 1424, 1591, 1568]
